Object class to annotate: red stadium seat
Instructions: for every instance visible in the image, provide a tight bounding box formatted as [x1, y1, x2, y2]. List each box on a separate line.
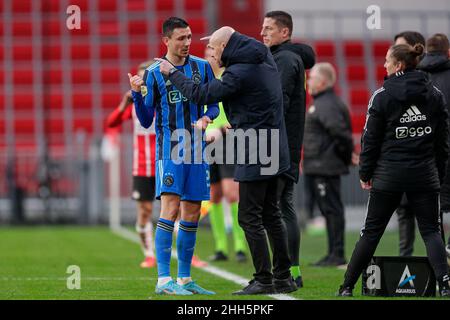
[99, 20, 119, 36]
[127, 0, 146, 11]
[184, 0, 204, 11]
[372, 40, 391, 58]
[13, 0, 32, 13]
[98, 0, 117, 12]
[14, 69, 34, 86]
[14, 94, 34, 111]
[69, 0, 88, 11]
[72, 69, 91, 84]
[347, 64, 367, 82]
[376, 65, 387, 83]
[189, 18, 207, 35]
[128, 21, 147, 36]
[0, 69, 4, 85]
[314, 41, 335, 58]
[344, 41, 364, 59]
[71, 44, 90, 60]
[42, 45, 62, 61]
[72, 93, 92, 109]
[350, 88, 370, 106]
[14, 119, 35, 135]
[42, 20, 61, 37]
[351, 114, 366, 133]
[73, 118, 93, 133]
[0, 94, 4, 110]
[129, 43, 148, 60]
[100, 44, 120, 60]
[102, 92, 121, 109]
[13, 45, 33, 61]
[69, 21, 90, 37]
[43, 93, 63, 110]
[101, 68, 121, 84]
[44, 119, 64, 135]
[41, 0, 60, 13]
[13, 22, 33, 37]
[0, 22, 3, 37]
[43, 68, 63, 85]
[156, 0, 174, 12]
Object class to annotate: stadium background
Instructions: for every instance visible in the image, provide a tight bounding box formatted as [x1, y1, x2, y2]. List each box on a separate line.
[1, 0, 450, 301]
[1, 0, 449, 228]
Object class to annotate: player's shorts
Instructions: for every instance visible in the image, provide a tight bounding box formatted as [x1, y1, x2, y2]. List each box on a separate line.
[132, 176, 156, 201]
[210, 163, 236, 184]
[155, 159, 210, 201]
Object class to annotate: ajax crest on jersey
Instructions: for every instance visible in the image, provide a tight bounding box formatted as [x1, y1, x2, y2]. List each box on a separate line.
[192, 73, 202, 85]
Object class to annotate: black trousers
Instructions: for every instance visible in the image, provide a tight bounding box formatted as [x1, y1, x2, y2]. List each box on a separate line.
[343, 189, 449, 288]
[311, 175, 345, 258]
[238, 177, 291, 284]
[396, 195, 416, 256]
[278, 176, 301, 267]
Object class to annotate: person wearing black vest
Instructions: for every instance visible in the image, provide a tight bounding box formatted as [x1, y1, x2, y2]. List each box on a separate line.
[338, 44, 450, 297]
[156, 26, 297, 295]
[261, 10, 316, 288]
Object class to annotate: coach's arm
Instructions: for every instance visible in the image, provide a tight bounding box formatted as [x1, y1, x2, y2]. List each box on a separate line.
[156, 58, 241, 105]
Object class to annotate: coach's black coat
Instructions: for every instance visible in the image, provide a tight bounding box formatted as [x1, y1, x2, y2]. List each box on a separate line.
[359, 69, 449, 192]
[169, 32, 290, 182]
[418, 53, 450, 209]
[270, 41, 315, 182]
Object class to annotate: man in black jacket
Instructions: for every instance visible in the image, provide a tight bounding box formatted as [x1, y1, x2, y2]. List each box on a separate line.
[418, 33, 450, 262]
[260, 10, 315, 288]
[303, 62, 353, 267]
[156, 26, 297, 295]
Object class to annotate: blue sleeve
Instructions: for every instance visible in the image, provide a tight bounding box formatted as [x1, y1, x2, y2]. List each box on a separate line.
[132, 70, 156, 129]
[203, 62, 220, 120]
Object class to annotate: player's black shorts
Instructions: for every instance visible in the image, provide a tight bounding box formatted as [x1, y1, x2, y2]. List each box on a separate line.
[132, 176, 156, 201]
[210, 163, 236, 184]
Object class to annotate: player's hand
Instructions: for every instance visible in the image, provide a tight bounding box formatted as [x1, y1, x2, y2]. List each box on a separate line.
[222, 123, 232, 134]
[128, 73, 143, 92]
[193, 116, 212, 131]
[154, 58, 175, 76]
[351, 152, 360, 166]
[360, 179, 372, 190]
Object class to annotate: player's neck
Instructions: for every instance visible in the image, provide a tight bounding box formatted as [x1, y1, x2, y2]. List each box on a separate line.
[165, 53, 186, 67]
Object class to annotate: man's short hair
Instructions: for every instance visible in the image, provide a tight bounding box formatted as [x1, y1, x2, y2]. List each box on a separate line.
[265, 11, 293, 37]
[394, 31, 425, 46]
[426, 33, 450, 55]
[162, 17, 189, 38]
[314, 62, 336, 88]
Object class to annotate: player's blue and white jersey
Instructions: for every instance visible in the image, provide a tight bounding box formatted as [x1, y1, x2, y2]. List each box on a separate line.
[135, 55, 219, 162]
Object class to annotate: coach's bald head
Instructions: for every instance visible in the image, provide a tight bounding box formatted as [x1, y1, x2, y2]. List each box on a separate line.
[202, 26, 235, 67]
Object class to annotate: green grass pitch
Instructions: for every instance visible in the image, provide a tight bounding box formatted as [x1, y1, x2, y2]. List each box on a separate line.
[0, 225, 441, 300]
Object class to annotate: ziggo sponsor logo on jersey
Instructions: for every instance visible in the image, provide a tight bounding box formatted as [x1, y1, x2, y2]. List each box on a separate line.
[395, 126, 432, 139]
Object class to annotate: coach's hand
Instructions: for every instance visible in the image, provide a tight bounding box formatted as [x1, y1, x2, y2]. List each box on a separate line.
[154, 58, 174, 76]
[128, 73, 143, 92]
[194, 116, 212, 131]
[360, 179, 372, 190]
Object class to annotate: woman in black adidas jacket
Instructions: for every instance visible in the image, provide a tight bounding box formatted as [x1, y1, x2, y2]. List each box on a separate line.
[338, 44, 450, 297]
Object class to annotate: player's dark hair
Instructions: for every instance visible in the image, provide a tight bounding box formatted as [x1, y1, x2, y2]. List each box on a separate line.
[265, 11, 293, 37]
[426, 33, 450, 55]
[389, 43, 424, 70]
[394, 31, 425, 46]
[162, 17, 189, 38]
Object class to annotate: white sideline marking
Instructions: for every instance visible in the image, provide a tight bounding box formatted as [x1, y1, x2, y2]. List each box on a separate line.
[0, 277, 153, 281]
[111, 226, 299, 301]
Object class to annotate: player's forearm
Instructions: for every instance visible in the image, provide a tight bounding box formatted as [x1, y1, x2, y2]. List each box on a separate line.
[106, 107, 125, 128]
[131, 91, 154, 129]
[170, 71, 216, 105]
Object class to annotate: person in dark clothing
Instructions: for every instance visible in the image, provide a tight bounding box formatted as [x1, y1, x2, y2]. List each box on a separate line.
[338, 44, 450, 297]
[156, 26, 297, 295]
[418, 33, 450, 262]
[393, 31, 426, 257]
[260, 10, 315, 288]
[303, 62, 354, 267]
